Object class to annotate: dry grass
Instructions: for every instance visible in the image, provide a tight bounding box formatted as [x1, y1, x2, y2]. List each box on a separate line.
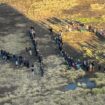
[0, 0, 78, 20]
[0, 0, 105, 23]
[0, 0, 105, 105]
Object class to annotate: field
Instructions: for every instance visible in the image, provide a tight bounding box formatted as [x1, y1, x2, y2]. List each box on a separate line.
[0, 0, 105, 105]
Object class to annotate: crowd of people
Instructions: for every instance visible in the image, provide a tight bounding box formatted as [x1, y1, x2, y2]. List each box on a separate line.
[65, 20, 105, 38]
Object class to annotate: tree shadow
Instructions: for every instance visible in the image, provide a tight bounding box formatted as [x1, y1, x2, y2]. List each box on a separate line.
[47, 17, 63, 25]
[63, 42, 83, 60]
[0, 3, 61, 70]
[46, 17, 73, 26]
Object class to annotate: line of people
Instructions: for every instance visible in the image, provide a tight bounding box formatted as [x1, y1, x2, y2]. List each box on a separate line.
[0, 49, 30, 68]
[56, 36, 95, 72]
[0, 26, 44, 77]
[49, 28, 96, 72]
[28, 26, 44, 77]
[49, 21, 105, 72]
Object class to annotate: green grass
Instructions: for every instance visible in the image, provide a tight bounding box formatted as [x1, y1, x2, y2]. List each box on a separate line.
[74, 17, 105, 23]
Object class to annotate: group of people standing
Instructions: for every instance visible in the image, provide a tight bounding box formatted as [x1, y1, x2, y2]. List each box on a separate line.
[65, 20, 105, 38]
[0, 49, 30, 68]
[28, 26, 44, 77]
[49, 27, 96, 72]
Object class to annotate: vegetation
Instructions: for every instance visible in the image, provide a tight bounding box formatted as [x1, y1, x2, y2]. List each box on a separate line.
[0, 0, 105, 105]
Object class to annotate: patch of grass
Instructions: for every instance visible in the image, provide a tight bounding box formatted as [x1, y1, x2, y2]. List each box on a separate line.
[61, 69, 85, 83]
[91, 73, 105, 86]
[92, 87, 105, 94]
[91, 3, 105, 10]
[0, 0, 78, 20]
[73, 17, 105, 23]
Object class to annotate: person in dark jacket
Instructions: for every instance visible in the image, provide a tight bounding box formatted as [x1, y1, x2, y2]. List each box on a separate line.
[38, 54, 42, 63]
[29, 26, 36, 39]
[40, 63, 44, 77]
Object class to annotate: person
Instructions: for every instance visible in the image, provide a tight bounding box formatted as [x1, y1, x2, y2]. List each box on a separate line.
[28, 27, 35, 40]
[32, 39, 37, 48]
[2, 50, 6, 60]
[55, 36, 59, 44]
[38, 54, 42, 63]
[15, 59, 19, 67]
[76, 59, 82, 70]
[72, 62, 76, 69]
[40, 63, 44, 77]
[89, 61, 93, 72]
[49, 27, 53, 34]
[58, 42, 62, 51]
[18, 56, 23, 66]
[12, 55, 17, 63]
[23, 59, 30, 68]
[99, 28, 104, 35]
[28, 47, 33, 56]
[49, 27, 54, 40]
[25, 47, 29, 52]
[83, 59, 89, 71]
[85, 25, 89, 30]
[79, 23, 84, 27]
[60, 50, 65, 57]
[3, 51, 8, 61]
[91, 61, 95, 72]
[26, 47, 33, 56]
[34, 48, 38, 56]
[30, 64, 34, 72]
[67, 56, 73, 68]
[58, 31, 63, 45]
[96, 29, 100, 36]
[88, 25, 92, 31]
[88, 25, 94, 32]
[63, 52, 68, 61]
[26, 60, 30, 68]
[68, 25, 72, 32]
[93, 28, 97, 33]
[6, 52, 11, 61]
[29, 64, 35, 79]
[55, 34, 63, 51]
[29, 26, 36, 38]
